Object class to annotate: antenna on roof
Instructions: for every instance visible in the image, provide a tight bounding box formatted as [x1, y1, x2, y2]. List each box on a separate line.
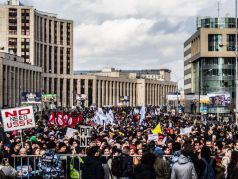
[217, 0, 221, 18]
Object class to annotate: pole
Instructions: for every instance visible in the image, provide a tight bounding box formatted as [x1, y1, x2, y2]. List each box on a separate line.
[235, 0, 238, 125]
[19, 129, 23, 147]
[176, 83, 179, 113]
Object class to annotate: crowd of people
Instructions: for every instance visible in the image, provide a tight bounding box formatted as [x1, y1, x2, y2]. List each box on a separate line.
[0, 106, 238, 179]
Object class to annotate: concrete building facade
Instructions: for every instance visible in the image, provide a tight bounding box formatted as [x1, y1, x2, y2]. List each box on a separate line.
[0, 52, 42, 108]
[73, 68, 176, 107]
[0, 0, 74, 107]
[184, 17, 236, 113]
[0, 0, 177, 108]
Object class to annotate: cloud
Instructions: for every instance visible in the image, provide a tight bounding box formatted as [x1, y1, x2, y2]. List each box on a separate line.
[1, 0, 231, 89]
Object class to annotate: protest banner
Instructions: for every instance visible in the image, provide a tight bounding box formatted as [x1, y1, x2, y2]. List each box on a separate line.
[148, 134, 158, 141]
[79, 126, 93, 147]
[66, 128, 79, 138]
[180, 126, 193, 135]
[1, 106, 35, 132]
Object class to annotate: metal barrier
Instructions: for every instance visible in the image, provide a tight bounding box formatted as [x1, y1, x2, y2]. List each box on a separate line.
[12, 154, 156, 179]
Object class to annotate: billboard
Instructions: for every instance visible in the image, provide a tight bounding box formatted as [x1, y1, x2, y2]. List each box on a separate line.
[76, 94, 88, 101]
[119, 96, 130, 102]
[167, 94, 180, 101]
[21, 92, 42, 104]
[207, 92, 231, 106]
[1, 106, 35, 132]
[42, 94, 56, 102]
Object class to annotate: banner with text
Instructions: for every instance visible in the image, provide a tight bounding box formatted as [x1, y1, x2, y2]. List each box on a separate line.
[1, 106, 35, 132]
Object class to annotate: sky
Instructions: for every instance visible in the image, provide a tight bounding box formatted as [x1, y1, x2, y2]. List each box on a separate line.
[1, 0, 235, 88]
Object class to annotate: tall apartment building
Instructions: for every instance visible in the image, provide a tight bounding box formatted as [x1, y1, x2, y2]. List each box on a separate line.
[184, 17, 236, 114]
[0, 0, 74, 107]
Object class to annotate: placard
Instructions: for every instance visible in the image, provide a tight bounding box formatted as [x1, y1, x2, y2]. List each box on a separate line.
[1, 106, 35, 132]
[148, 134, 158, 141]
[79, 126, 93, 147]
[66, 128, 79, 138]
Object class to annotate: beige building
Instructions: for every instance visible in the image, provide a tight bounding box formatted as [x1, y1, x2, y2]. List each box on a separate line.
[0, 0, 177, 108]
[73, 68, 176, 107]
[184, 17, 236, 113]
[0, 0, 74, 107]
[0, 52, 42, 108]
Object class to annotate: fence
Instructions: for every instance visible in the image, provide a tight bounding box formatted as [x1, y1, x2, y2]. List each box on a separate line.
[12, 154, 157, 179]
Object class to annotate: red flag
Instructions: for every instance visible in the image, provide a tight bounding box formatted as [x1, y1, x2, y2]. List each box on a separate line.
[49, 112, 55, 125]
[56, 112, 67, 126]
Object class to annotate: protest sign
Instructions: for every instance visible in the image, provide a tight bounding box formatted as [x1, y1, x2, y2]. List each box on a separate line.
[180, 126, 193, 135]
[148, 134, 158, 141]
[79, 126, 92, 147]
[1, 106, 35, 132]
[66, 128, 79, 138]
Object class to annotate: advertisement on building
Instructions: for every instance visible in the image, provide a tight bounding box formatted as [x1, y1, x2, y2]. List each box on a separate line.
[42, 94, 57, 102]
[207, 92, 231, 107]
[119, 96, 130, 102]
[21, 92, 42, 104]
[1, 106, 36, 132]
[76, 94, 88, 101]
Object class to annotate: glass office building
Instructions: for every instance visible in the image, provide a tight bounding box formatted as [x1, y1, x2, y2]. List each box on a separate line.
[184, 17, 237, 114]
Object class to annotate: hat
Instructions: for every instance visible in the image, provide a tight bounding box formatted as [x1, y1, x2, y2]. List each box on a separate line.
[4, 143, 11, 148]
[30, 136, 37, 142]
[154, 147, 163, 156]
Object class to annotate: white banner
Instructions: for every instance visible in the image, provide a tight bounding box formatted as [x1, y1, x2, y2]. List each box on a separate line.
[1, 106, 35, 132]
[148, 134, 158, 141]
[66, 128, 79, 138]
[180, 126, 193, 135]
[167, 94, 181, 101]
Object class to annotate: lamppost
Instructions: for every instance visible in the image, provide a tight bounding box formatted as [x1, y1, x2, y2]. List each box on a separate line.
[170, 72, 184, 112]
[235, 0, 238, 125]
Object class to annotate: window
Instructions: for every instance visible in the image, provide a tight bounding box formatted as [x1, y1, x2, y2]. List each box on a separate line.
[9, 8, 17, 35]
[208, 34, 222, 51]
[8, 38, 17, 54]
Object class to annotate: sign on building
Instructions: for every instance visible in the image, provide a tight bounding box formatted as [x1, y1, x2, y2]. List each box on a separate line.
[42, 94, 57, 102]
[21, 92, 42, 104]
[1, 106, 35, 132]
[119, 96, 130, 102]
[79, 126, 92, 147]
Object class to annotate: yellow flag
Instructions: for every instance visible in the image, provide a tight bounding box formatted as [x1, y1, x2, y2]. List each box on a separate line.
[152, 123, 162, 134]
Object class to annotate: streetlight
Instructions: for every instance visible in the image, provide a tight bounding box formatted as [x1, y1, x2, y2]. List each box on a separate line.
[235, 0, 238, 125]
[170, 72, 184, 113]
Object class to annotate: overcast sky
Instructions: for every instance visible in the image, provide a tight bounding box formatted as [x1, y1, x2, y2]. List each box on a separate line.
[1, 0, 235, 87]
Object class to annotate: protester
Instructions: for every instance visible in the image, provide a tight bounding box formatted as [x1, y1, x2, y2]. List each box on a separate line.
[153, 147, 169, 179]
[197, 146, 216, 179]
[171, 146, 197, 179]
[134, 152, 157, 179]
[227, 151, 238, 179]
[38, 141, 63, 179]
[0, 152, 17, 179]
[81, 146, 104, 179]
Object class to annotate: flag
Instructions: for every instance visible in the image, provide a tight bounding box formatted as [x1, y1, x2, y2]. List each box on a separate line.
[56, 112, 67, 126]
[139, 105, 146, 125]
[49, 112, 55, 125]
[153, 123, 162, 134]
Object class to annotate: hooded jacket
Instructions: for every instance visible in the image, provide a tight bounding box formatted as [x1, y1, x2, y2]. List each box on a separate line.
[171, 154, 197, 179]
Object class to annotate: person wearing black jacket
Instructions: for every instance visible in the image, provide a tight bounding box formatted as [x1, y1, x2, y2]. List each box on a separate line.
[134, 152, 157, 179]
[121, 146, 133, 178]
[81, 146, 104, 179]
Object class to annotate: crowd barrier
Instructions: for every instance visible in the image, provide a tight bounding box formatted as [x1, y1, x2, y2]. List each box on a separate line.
[12, 154, 173, 179]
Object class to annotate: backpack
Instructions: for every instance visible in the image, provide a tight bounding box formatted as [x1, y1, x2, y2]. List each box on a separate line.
[201, 158, 215, 179]
[111, 156, 123, 177]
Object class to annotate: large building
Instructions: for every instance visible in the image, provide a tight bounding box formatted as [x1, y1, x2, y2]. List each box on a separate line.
[0, 0, 74, 107]
[0, 0, 177, 108]
[0, 52, 42, 108]
[73, 68, 176, 107]
[184, 17, 236, 114]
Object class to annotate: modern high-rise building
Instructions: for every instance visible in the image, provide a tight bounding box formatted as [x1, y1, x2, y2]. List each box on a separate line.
[184, 17, 236, 114]
[0, 0, 74, 107]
